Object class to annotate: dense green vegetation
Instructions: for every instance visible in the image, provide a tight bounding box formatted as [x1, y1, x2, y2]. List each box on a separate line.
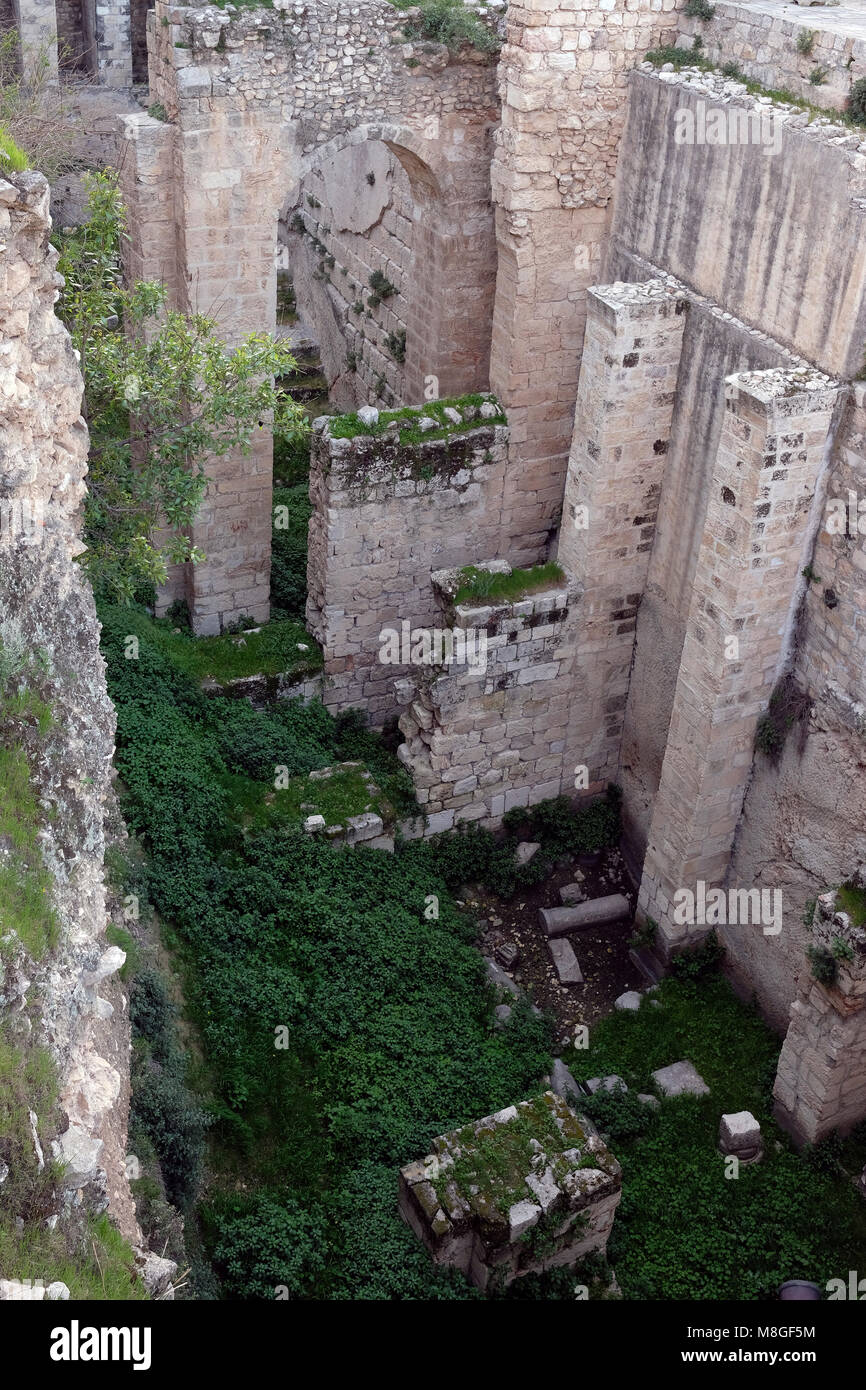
[100, 590, 866, 1301]
[565, 971, 866, 1300]
[101, 606, 554, 1297]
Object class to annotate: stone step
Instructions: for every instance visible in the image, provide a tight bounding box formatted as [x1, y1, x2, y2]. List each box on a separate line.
[629, 945, 667, 986]
[539, 894, 631, 937]
[549, 938, 583, 984]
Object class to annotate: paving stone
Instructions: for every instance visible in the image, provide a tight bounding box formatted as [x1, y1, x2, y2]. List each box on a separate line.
[651, 1060, 710, 1098]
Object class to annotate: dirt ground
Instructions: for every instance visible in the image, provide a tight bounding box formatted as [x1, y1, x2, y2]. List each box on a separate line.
[462, 845, 645, 1043]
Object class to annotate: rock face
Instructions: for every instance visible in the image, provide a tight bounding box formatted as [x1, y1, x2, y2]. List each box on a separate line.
[0, 173, 136, 1247]
[398, 1091, 622, 1291]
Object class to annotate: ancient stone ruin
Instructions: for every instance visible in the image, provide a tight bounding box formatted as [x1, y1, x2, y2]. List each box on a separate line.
[399, 1091, 622, 1290]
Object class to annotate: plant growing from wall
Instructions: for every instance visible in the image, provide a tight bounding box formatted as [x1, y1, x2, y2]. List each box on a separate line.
[809, 65, 829, 87]
[807, 943, 837, 986]
[684, 0, 715, 19]
[386, 329, 406, 363]
[796, 29, 816, 57]
[754, 673, 810, 763]
[394, 0, 501, 55]
[849, 77, 866, 124]
[368, 270, 397, 300]
[56, 172, 308, 604]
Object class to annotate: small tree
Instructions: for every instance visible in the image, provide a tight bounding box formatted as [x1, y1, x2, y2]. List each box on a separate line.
[57, 172, 308, 604]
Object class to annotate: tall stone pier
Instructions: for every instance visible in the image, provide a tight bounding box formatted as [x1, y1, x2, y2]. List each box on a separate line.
[557, 279, 686, 791]
[637, 368, 840, 954]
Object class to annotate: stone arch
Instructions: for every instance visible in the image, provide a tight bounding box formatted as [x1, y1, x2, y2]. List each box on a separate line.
[288, 120, 493, 404]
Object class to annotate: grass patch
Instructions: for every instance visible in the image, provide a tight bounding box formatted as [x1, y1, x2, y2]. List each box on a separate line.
[836, 882, 866, 928]
[327, 392, 506, 445]
[0, 746, 59, 959]
[0, 1212, 147, 1300]
[454, 562, 566, 606]
[122, 608, 321, 686]
[562, 973, 866, 1298]
[0, 125, 29, 172]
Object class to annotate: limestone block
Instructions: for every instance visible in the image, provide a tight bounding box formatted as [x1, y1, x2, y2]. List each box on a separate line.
[549, 938, 583, 984]
[652, 1061, 710, 1098]
[399, 1091, 621, 1290]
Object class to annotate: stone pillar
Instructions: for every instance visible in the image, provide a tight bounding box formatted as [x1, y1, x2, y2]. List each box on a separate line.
[489, 0, 677, 565]
[13, 0, 59, 83]
[637, 368, 840, 953]
[402, 126, 497, 403]
[774, 887, 866, 1145]
[96, 0, 132, 87]
[557, 279, 686, 791]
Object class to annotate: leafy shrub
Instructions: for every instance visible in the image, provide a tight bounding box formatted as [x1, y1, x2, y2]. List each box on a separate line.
[130, 1061, 210, 1210]
[130, 968, 176, 1063]
[271, 483, 311, 621]
[209, 1195, 326, 1299]
[851, 77, 866, 125]
[400, 0, 500, 54]
[580, 1086, 659, 1145]
[807, 943, 837, 986]
[670, 930, 723, 981]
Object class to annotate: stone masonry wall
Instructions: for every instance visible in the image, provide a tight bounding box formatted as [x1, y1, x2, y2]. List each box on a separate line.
[283, 144, 415, 411]
[0, 173, 136, 1247]
[609, 67, 866, 380]
[556, 278, 686, 797]
[122, 0, 502, 631]
[489, 0, 678, 566]
[395, 563, 576, 832]
[773, 884, 866, 1145]
[676, 0, 866, 114]
[721, 388, 866, 1029]
[637, 367, 840, 954]
[306, 398, 508, 720]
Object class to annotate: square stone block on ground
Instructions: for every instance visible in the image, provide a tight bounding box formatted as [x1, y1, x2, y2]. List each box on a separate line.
[651, 1060, 710, 1098]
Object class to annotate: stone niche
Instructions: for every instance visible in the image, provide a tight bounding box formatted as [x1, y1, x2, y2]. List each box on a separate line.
[398, 1092, 621, 1292]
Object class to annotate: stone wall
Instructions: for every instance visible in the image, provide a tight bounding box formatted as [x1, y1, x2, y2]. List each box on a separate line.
[489, 0, 678, 565]
[773, 885, 866, 1145]
[556, 278, 687, 798]
[637, 366, 839, 954]
[721, 387, 866, 1028]
[396, 562, 576, 832]
[608, 67, 866, 380]
[399, 1091, 622, 1291]
[122, 0, 502, 631]
[305, 397, 508, 720]
[0, 172, 136, 1249]
[676, 0, 866, 114]
[283, 143, 415, 411]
